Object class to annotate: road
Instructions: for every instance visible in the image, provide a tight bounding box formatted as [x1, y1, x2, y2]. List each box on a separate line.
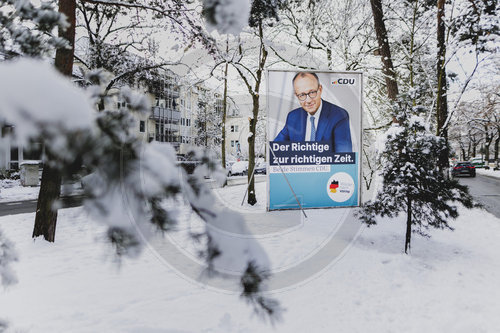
[457, 173, 500, 219]
[0, 195, 85, 217]
[0, 174, 497, 219]
[0, 176, 265, 216]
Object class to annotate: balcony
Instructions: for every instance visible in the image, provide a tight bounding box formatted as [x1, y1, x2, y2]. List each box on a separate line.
[154, 133, 181, 151]
[150, 106, 181, 123]
[148, 81, 180, 99]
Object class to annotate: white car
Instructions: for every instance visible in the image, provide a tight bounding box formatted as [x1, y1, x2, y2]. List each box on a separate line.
[228, 161, 248, 176]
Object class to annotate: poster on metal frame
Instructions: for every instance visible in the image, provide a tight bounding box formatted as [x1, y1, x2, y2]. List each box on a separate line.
[267, 70, 363, 210]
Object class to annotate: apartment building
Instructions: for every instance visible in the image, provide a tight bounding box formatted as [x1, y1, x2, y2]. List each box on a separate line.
[0, 66, 230, 172]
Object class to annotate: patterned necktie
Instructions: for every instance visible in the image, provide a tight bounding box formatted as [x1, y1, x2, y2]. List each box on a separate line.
[310, 116, 316, 141]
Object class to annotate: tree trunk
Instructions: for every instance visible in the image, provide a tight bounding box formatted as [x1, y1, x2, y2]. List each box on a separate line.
[369, 0, 399, 102]
[247, 112, 257, 205]
[33, 0, 76, 242]
[204, 108, 208, 148]
[327, 48, 332, 70]
[33, 167, 62, 241]
[405, 196, 412, 254]
[246, 22, 267, 206]
[409, 0, 418, 106]
[221, 40, 229, 169]
[484, 126, 493, 163]
[55, 0, 76, 76]
[494, 134, 499, 165]
[436, 0, 450, 170]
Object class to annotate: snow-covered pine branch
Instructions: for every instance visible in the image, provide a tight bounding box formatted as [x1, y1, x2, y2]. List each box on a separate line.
[0, 58, 281, 319]
[0, 0, 69, 58]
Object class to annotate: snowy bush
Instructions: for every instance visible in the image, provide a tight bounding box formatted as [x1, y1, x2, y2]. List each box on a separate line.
[0, 0, 68, 58]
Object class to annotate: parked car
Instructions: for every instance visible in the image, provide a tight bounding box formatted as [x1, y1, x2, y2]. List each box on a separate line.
[470, 157, 485, 168]
[451, 162, 476, 177]
[254, 161, 267, 174]
[228, 160, 248, 176]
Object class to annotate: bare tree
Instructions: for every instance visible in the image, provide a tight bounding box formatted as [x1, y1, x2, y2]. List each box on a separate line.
[33, 0, 215, 242]
[33, 0, 77, 241]
[369, 0, 399, 103]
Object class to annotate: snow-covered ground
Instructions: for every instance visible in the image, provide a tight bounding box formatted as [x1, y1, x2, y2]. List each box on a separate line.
[0, 179, 83, 203]
[476, 168, 500, 180]
[0, 179, 40, 203]
[1, 182, 500, 332]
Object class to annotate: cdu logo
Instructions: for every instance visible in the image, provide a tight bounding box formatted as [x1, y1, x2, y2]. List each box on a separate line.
[332, 78, 355, 85]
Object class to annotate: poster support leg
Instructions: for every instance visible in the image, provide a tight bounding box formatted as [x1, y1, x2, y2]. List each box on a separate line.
[240, 166, 255, 206]
[268, 142, 308, 219]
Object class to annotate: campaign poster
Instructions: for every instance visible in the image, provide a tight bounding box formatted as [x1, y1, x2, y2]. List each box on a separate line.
[267, 70, 363, 210]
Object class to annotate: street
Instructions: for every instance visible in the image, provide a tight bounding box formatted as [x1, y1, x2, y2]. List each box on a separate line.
[0, 174, 498, 219]
[0, 195, 85, 217]
[457, 173, 500, 219]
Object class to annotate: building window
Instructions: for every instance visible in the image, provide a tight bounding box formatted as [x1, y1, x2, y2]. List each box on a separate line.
[231, 140, 234, 147]
[23, 142, 42, 160]
[10, 146, 18, 161]
[231, 125, 238, 132]
[139, 120, 145, 133]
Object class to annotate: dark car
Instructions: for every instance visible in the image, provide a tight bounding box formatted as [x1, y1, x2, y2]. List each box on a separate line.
[451, 162, 476, 177]
[254, 161, 267, 174]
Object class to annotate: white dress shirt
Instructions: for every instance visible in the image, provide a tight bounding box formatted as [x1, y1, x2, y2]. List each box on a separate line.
[305, 101, 323, 141]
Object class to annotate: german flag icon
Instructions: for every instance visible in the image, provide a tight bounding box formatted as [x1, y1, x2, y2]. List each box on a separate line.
[329, 180, 339, 193]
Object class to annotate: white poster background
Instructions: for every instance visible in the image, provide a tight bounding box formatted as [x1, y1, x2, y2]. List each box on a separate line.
[267, 70, 362, 153]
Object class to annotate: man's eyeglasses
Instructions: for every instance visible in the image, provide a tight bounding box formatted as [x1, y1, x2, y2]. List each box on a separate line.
[296, 89, 319, 101]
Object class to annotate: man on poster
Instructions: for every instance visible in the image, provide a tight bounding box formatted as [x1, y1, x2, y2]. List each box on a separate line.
[274, 72, 352, 152]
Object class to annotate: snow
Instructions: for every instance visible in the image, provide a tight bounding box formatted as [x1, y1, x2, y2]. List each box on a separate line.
[204, 0, 251, 35]
[0, 229, 17, 287]
[18, 160, 40, 166]
[1, 182, 500, 332]
[0, 59, 94, 146]
[139, 142, 180, 196]
[375, 124, 403, 154]
[408, 115, 428, 130]
[229, 160, 248, 174]
[0, 179, 40, 203]
[476, 168, 500, 180]
[0, 179, 83, 203]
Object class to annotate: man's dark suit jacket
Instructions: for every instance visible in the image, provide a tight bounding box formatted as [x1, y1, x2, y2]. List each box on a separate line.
[274, 100, 352, 152]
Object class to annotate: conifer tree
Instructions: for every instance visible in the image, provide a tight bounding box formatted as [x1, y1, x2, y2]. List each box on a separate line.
[359, 100, 477, 253]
